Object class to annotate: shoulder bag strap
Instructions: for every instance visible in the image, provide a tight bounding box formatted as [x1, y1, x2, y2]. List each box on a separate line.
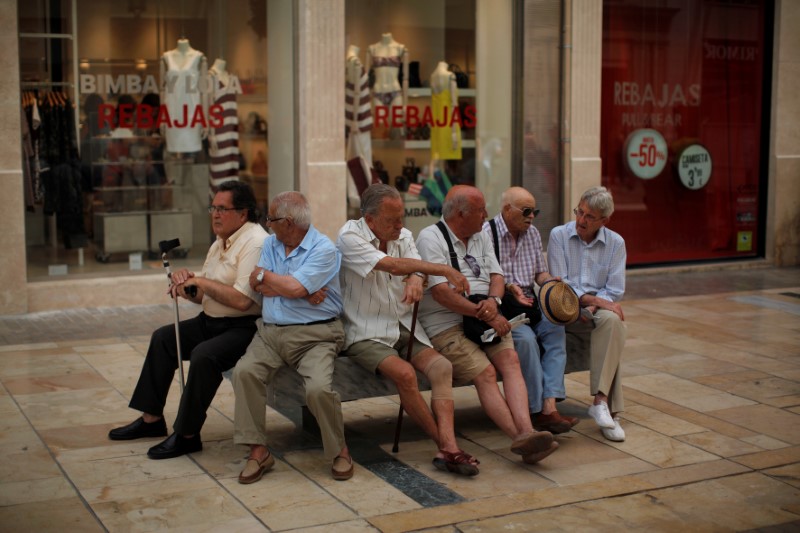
[436, 221, 460, 271]
[488, 219, 500, 262]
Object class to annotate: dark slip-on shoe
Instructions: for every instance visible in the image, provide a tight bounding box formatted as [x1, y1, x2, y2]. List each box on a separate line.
[109, 417, 168, 441]
[147, 432, 202, 460]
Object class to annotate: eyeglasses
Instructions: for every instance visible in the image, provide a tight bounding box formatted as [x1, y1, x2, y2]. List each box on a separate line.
[462, 254, 481, 277]
[511, 205, 540, 218]
[265, 215, 286, 224]
[573, 207, 601, 223]
[207, 206, 240, 214]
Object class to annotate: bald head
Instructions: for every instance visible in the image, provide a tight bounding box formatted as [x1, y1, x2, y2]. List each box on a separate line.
[442, 185, 487, 241]
[501, 186, 538, 238]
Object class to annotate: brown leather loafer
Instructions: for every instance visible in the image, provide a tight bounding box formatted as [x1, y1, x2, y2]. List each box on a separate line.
[510, 431, 554, 456]
[332, 455, 354, 481]
[534, 412, 575, 434]
[238, 452, 275, 484]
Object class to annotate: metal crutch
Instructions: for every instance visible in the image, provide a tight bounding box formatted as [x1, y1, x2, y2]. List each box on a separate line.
[159, 238, 187, 392]
[392, 301, 420, 453]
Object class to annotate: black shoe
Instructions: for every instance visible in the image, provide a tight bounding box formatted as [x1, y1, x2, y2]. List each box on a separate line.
[147, 432, 202, 460]
[109, 417, 168, 441]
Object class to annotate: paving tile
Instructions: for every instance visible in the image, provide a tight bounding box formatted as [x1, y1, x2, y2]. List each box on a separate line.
[0, 497, 104, 532]
[675, 430, 764, 457]
[730, 445, 800, 470]
[708, 404, 800, 445]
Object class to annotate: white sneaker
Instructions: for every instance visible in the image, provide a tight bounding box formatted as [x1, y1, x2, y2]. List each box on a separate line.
[588, 402, 615, 429]
[602, 418, 625, 442]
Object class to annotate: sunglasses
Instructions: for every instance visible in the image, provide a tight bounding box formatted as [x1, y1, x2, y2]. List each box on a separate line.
[463, 254, 481, 277]
[511, 205, 540, 218]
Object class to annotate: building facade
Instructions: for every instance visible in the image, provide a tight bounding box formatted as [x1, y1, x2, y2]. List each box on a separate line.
[1, 0, 797, 315]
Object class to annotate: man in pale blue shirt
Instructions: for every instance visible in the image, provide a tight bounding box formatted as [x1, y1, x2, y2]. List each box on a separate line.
[548, 186, 627, 442]
[232, 191, 353, 484]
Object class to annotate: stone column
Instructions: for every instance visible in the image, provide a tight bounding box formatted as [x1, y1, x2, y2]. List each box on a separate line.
[476, 0, 513, 215]
[566, 0, 603, 216]
[0, 1, 27, 314]
[295, 0, 347, 241]
[767, 0, 800, 266]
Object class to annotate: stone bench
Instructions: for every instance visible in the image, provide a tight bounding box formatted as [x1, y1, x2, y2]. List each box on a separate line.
[239, 329, 591, 430]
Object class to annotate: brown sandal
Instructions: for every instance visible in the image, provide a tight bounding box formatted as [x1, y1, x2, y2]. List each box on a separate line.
[433, 450, 480, 476]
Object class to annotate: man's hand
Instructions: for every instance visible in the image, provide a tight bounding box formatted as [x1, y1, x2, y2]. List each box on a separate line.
[443, 267, 470, 295]
[474, 297, 500, 322]
[305, 288, 328, 305]
[167, 268, 195, 298]
[402, 275, 424, 304]
[249, 268, 264, 290]
[506, 284, 534, 307]
[486, 314, 511, 336]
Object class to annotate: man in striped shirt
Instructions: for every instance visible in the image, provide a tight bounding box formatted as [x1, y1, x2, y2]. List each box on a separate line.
[337, 184, 480, 476]
[548, 186, 627, 442]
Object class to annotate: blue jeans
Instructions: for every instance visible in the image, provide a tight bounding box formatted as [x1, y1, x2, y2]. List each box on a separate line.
[512, 318, 567, 414]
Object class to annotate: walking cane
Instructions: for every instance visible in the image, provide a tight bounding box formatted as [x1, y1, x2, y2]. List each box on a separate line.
[392, 300, 420, 453]
[159, 238, 187, 392]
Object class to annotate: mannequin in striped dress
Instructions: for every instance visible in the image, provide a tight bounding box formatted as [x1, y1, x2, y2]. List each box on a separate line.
[207, 58, 240, 198]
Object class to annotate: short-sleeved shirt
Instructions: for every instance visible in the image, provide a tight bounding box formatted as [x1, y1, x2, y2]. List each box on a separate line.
[257, 224, 343, 325]
[337, 218, 432, 350]
[415, 219, 503, 338]
[482, 214, 546, 299]
[547, 221, 626, 303]
[200, 221, 266, 318]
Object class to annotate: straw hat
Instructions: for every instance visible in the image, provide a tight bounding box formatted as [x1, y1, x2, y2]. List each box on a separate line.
[539, 279, 580, 325]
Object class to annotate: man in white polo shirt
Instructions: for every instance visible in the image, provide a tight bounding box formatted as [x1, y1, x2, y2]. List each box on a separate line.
[337, 183, 479, 476]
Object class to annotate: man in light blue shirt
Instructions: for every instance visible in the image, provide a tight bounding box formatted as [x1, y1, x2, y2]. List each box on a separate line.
[232, 191, 353, 484]
[548, 186, 627, 442]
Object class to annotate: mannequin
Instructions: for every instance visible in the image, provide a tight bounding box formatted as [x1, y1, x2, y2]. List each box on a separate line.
[366, 33, 409, 133]
[345, 45, 373, 209]
[207, 57, 240, 197]
[160, 38, 208, 154]
[429, 62, 462, 161]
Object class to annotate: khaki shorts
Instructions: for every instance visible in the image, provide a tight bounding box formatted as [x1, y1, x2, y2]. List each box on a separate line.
[342, 325, 430, 374]
[430, 324, 515, 383]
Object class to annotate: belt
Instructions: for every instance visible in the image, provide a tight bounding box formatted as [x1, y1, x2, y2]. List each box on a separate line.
[271, 317, 337, 327]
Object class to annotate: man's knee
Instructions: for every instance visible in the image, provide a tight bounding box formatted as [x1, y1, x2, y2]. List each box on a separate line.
[425, 356, 453, 401]
[474, 363, 498, 385]
[380, 357, 419, 390]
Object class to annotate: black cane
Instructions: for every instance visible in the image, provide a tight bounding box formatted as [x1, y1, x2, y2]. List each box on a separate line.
[159, 239, 186, 392]
[392, 300, 420, 453]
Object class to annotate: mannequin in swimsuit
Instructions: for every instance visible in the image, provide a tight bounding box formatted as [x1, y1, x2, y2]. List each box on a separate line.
[366, 33, 409, 132]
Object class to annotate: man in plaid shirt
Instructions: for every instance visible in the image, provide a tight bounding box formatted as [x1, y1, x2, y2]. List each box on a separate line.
[483, 187, 578, 435]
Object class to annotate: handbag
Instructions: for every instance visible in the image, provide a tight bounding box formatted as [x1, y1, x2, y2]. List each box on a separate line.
[448, 64, 469, 89]
[488, 219, 542, 326]
[436, 222, 500, 346]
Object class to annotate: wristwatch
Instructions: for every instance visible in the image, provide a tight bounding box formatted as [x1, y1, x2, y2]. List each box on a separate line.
[256, 269, 265, 283]
[491, 296, 502, 306]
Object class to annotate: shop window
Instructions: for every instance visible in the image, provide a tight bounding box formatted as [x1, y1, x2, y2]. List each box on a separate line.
[345, 0, 476, 236]
[18, 0, 269, 278]
[601, 0, 769, 265]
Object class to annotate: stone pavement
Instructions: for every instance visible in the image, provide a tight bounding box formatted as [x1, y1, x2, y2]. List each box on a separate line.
[0, 266, 798, 531]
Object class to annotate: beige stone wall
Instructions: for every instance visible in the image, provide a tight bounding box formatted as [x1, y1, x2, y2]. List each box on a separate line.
[768, 0, 800, 266]
[0, 1, 27, 314]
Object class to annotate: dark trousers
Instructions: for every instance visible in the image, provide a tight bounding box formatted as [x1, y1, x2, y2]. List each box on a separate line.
[129, 312, 258, 435]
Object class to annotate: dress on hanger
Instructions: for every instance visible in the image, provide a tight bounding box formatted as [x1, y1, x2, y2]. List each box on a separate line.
[163, 48, 205, 153]
[430, 81, 462, 160]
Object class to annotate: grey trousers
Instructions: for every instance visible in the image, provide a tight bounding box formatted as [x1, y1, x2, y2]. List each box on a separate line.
[567, 309, 626, 412]
[232, 318, 346, 460]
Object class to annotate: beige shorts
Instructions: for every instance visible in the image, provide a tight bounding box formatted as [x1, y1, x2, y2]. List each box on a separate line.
[342, 325, 430, 374]
[430, 324, 515, 383]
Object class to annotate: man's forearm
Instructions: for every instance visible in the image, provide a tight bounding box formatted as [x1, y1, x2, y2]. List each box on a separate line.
[196, 277, 253, 311]
[376, 256, 445, 277]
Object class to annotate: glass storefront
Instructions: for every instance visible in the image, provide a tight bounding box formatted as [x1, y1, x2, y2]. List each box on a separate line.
[344, 0, 477, 236]
[601, 0, 770, 265]
[18, 0, 269, 278]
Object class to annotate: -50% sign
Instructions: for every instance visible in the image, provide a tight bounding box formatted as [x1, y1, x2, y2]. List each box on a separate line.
[624, 128, 667, 179]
